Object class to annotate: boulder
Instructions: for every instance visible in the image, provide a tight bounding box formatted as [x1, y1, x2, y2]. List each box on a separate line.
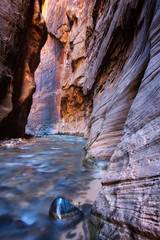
[49, 197, 84, 223]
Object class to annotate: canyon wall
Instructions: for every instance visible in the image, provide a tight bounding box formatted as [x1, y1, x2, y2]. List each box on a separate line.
[89, 1, 160, 239]
[0, 0, 47, 138]
[27, 0, 92, 137]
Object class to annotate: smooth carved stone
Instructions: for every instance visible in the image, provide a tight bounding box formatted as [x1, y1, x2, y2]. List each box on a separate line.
[27, 0, 91, 137]
[49, 197, 84, 222]
[26, 33, 64, 135]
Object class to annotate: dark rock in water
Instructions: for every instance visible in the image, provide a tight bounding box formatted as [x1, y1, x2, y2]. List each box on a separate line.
[49, 197, 84, 223]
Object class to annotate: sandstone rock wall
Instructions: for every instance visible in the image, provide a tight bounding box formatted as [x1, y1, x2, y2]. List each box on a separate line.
[0, 0, 30, 129]
[83, 0, 154, 167]
[27, 0, 92, 137]
[27, 33, 64, 135]
[89, 1, 160, 239]
[0, 0, 47, 138]
[27, 0, 65, 135]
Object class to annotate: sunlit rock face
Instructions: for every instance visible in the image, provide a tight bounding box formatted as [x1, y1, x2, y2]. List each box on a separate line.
[27, 33, 64, 135]
[0, 0, 47, 138]
[27, 0, 92, 137]
[27, 0, 65, 135]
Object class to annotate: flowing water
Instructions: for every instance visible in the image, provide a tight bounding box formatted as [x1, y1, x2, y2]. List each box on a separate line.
[0, 135, 104, 240]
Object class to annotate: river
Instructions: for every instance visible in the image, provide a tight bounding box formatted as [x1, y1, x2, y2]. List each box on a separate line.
[0, 135, 104, 240]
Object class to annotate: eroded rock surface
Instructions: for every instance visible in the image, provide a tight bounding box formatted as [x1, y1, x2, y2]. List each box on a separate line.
[0, 0, 47, 138]
[27, 0, 92, 137]
[83, 0, 154, 168]
[27, 33, 64, 135]
[90, 1, 160, 239]
[27, 0, 65, 135]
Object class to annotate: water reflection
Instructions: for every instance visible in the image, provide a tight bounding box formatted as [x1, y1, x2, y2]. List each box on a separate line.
[0, 135, 103, 239]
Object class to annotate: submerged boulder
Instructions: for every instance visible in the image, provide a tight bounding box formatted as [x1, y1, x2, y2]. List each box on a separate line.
[49, 197, 84, 223]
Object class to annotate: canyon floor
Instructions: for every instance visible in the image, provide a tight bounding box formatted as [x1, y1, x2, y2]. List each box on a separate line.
[0, 135, 104, 240]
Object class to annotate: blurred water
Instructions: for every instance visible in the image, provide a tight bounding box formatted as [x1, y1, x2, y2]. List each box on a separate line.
[0, 135, 103, 240]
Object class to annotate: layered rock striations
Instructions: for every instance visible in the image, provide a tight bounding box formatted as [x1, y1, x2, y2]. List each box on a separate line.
[26, 33, 64, 135]
[83, 0, 156, 168]
[27, 0, 65, 135]
[0, 0, 47, 138]
[27, 0, 92, 137]
[88, 1, 160, 239]
[0, 0, 30, 133]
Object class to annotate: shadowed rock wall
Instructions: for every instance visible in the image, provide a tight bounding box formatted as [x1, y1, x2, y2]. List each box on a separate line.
[27, 0, 160, 238]
[0, 0, 47, 138]
[83, 0, 155, 168]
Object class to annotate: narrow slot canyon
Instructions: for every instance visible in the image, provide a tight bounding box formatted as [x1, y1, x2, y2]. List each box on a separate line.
[0, 0, 160, 239]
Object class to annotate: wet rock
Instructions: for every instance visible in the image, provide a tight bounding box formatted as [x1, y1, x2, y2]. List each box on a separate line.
[49, 197, 84, 223]
[0, 137, 29, 148]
